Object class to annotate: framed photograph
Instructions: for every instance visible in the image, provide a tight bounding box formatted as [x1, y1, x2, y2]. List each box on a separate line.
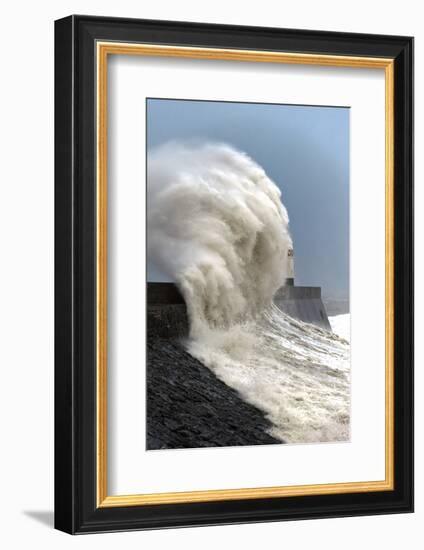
[54, 15, 413, 534]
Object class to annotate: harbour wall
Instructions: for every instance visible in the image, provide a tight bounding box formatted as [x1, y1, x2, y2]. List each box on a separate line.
[147, 282, 331, 334]
[273, 286, 331, 330]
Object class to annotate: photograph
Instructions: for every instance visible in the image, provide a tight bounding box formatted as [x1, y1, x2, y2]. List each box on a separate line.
[52, 15, 413, 533]
[146, 98, 351, 450]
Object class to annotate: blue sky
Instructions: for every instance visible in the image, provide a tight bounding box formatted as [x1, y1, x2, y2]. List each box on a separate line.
[147, 98, 349, 299]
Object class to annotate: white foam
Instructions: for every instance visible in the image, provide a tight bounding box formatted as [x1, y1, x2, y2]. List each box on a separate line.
[329, 314, 351, 342]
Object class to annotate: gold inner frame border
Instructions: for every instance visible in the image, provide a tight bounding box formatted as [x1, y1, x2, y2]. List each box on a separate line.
[96, 41, 395, 508]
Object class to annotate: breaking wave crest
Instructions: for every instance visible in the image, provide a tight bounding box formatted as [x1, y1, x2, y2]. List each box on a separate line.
[148, 142, 350, 443]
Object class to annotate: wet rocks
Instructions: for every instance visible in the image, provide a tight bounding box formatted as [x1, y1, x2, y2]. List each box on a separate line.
[147, 332, 281, 449]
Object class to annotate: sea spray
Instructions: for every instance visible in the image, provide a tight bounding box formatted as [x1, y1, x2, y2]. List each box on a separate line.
[147, 142, 350, 443]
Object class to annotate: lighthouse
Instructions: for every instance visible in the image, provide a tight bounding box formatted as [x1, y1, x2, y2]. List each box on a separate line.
[286, 247, 294, 286]
[272, 245, 331, 330]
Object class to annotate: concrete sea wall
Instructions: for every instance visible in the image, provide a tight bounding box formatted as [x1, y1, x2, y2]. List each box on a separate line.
[147, 282, 331, 332]
[273, 286, 331, 330]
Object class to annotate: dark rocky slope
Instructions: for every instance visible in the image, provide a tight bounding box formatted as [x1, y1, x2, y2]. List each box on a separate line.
[146, 304, 281, 450]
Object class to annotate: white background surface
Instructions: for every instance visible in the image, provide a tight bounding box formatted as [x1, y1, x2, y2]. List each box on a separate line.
[108, 57, 386, 495]
[0, 1, 421, 548]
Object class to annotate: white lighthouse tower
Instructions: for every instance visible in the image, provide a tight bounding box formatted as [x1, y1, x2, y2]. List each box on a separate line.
[286, 247, 294, 286]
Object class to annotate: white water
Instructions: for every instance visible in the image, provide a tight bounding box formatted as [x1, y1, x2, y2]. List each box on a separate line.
[148, 142, 350, 444]
[329, 314, 351, 343]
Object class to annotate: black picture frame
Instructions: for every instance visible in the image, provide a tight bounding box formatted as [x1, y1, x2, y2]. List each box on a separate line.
[55, 14, 414, 534]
